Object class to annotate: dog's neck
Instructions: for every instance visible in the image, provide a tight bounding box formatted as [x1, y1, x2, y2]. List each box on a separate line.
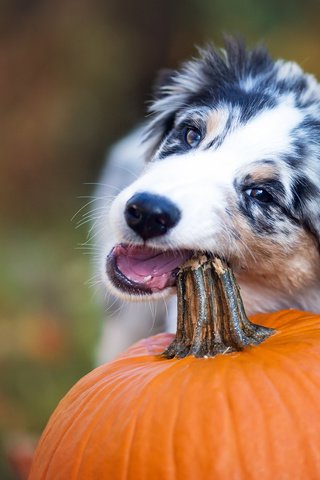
[239, 277, 320, 315]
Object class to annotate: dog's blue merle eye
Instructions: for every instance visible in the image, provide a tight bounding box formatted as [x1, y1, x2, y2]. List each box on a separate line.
[184, 127, 202, 148]
[245, 188, 274, 203]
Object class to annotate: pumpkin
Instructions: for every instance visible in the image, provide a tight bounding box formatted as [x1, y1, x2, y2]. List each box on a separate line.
[30, 258, 320, 479]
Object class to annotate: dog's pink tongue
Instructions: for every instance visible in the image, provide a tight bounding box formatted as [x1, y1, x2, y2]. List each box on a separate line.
[115, 244, 192, 291]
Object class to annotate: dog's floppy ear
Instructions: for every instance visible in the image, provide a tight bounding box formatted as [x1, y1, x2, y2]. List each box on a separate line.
[142, 68, 183, 159]
[143, 64, 198, 159]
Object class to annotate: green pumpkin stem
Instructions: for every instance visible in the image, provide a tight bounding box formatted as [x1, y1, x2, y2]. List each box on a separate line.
[163, 256, 274, 359]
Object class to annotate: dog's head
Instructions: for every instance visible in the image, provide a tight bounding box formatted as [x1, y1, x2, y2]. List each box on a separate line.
[106, 38, 320, 301]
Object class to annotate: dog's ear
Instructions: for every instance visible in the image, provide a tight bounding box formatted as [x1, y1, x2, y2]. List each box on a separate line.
[142, 68, 186, 159]
[143, 61, 202, 159]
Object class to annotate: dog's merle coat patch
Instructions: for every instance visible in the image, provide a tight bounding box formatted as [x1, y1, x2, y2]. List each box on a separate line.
[105, 37, 320, 317]
[143, 38, 320, 245]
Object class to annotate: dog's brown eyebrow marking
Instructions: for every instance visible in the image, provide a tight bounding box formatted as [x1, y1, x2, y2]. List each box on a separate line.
[204, 109, 228, 144]
[242, 162, 280, 184]
[202, 108, 233, 150]
[207, 110, 222, 135]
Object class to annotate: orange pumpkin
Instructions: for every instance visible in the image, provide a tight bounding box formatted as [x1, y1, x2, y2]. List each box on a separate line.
[30, 309, 320, 480]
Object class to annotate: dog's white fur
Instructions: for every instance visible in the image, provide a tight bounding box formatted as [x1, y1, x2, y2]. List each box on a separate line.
[94, 40, 320, 361]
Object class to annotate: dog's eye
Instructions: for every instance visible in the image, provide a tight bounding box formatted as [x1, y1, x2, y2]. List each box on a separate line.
[184, 127, 202, 148]
[245, 188, 274, 203]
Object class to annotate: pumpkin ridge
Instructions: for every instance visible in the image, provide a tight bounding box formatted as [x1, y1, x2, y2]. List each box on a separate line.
[164, 362, 193, 479]
[43, 377, 123, 478]
[112, 387, 140, 480]
[45, 369, 146, 479]
[241, 366, 270, 477]
[66, 378, 132, 479]
[261, 360, 319, 474]
[224, 366, 250, 479]
[38, 392, 90, 480]
[127, 361, 191, 478]
[259, 365, 301, 470]
[86, 357, 192, 478]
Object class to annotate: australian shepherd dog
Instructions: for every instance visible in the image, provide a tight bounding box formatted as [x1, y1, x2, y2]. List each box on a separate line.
[94, 37, 320, 361]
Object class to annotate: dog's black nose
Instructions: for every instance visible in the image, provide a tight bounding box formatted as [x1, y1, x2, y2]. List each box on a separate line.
[125, 192, 181, 240]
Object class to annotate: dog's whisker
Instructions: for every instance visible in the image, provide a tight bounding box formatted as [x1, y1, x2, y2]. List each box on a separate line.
[71, 198, 100, 222]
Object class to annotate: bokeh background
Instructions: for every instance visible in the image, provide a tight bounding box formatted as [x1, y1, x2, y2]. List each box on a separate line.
[1, 0, 320, 477]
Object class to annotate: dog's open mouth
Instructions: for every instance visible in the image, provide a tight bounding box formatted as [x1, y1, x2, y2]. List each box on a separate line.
[107, 244, 194, 295]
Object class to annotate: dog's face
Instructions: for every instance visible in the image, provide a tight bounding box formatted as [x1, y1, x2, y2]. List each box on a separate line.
[106, 39, 320, 302]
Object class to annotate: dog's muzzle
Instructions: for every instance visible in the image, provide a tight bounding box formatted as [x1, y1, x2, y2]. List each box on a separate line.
[106, 192, 191, 296]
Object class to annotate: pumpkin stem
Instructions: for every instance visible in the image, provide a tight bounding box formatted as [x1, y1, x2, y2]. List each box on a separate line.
[163, 255, 274, 359]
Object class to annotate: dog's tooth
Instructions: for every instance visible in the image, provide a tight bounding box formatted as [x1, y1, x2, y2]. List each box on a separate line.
[143, 275, 152, 282]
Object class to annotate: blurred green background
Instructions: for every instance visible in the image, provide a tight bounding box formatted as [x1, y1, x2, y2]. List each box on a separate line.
[1, 0, 320, 478]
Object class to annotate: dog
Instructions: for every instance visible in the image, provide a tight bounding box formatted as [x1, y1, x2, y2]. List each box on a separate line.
[95, 37, 320, 362]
